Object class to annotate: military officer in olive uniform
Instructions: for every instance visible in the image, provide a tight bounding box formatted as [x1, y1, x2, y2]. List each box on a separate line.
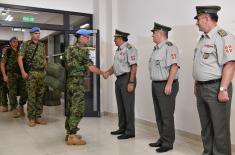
[0, 45, 9, 112]
[193, 6, 235, 155]
[1, 37, 27, 118]
[104, 30, 138, 140]
[18, 27, 47, 127]
[148, 23, 180, 153]
[63, 29, 104, 145]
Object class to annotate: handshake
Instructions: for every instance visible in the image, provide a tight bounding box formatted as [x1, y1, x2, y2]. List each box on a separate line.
[101, 70, 110, 79]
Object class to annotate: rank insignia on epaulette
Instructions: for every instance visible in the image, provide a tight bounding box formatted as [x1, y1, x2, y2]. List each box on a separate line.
[126, 43, 132, 49]
[217, 29, 228, 37]
[166, 42, 173, 46]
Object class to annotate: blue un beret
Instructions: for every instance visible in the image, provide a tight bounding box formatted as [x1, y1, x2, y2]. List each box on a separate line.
[30, 27, 40, 33]
[75, 29, 93, 36]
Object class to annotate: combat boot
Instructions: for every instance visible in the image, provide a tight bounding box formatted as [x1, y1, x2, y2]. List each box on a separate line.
[67, 135, 86, 145]
[0, 106, 8, 112]
[35, 118, 48, 125]
[65, 134, 82, 141]
[11, 109, 20, 118]
[28, 119, 36, 127]
[17, 105, 25, 117]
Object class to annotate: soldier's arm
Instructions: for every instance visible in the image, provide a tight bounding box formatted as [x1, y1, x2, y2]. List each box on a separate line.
[167, 64, 178, 85]
[0, 62, 7, 82]
[18, 55, 29, 80]
[166, 45, 180, 85]
[220, 61, 235, 89]
[88, 65, 104, 75]
[106, 66, 114, 76]
[129, 64, 137, 83]
[18, 55, 25, 74]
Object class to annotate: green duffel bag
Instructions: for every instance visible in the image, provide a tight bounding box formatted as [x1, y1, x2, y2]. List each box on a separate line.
[44, 89, 61, 100]
[45, 75, 65, 91]
[43, 88, 62, 106]
[43, 99, 61, 106]
[46, 63, 65, 79]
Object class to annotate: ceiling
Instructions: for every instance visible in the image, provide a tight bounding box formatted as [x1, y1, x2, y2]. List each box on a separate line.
[0, 7, 90, 26]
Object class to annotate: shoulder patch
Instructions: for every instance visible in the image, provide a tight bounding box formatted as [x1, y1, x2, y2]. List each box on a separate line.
[217, 29, 228, 37]
[166, 41, 173, 46]
[126, 43, 133, 49]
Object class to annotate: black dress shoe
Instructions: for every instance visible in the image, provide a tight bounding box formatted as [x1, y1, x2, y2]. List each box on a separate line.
[149, 141, 162, 147]
[110, 129, 125, 135]
[156, 146, 173, 153]
[117, 134, 135, 140]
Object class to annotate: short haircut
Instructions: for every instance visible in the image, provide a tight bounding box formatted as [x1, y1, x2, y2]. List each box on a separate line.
[208, 13, 219, 22]
[163, 31, 168, 38]
[122, 37, 128, 42]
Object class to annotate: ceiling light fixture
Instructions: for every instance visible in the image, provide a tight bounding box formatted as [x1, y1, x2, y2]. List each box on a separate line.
[80, 23, 90, 28]
[8, 16, 13, 21]
[5, 15, 13, 21]
[5, 15, 11, 21]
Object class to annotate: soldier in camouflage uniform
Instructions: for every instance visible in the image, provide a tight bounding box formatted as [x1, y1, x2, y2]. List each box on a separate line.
[0, 45, 9, 112]
[63, 29, 104, 145]
[1, 37, 27, 117]
[18, 27, 47, 127]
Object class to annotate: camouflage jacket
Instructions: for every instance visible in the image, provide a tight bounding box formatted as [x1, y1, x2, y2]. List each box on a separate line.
[18, 40, 46, 71]
[1, 47, 20, 74]
[63, 43, 93, 78]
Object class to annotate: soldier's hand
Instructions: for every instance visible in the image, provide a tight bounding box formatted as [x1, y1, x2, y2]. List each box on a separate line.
[103, 72, 109, 79]
[218, 91, 229, 103]
[3, 75, 8, 83]
[22, 71, 29, 80]
[127, 83, 134, 92]
[164, 83, 172, 95]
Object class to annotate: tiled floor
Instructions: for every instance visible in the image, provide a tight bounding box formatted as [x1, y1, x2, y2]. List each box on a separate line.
[0, 105, 233, 155]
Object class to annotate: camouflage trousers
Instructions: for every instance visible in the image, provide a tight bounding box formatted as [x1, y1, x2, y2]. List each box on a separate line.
[7, 73, 27, 110]
[0, 78, 8, 107]
[26, 71, 45, 119]
[65, 78, 85, 134]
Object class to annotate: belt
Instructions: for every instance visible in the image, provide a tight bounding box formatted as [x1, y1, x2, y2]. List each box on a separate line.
[153, 79, 178, 83]
[196, 79, 221, 85]
[116, 72, 129, 78]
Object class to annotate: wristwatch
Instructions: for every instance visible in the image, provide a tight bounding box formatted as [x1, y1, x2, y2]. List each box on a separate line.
[128, 81, 135, 84]
[219, 87, 227, 92]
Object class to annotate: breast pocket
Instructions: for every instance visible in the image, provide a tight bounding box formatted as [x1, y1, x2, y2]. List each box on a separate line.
[117, 52, 127, 63]
[201, 46, 216, 64]
[155, 57, 166, 68]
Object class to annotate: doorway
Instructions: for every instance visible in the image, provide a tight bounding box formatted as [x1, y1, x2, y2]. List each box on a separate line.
[0, 3, 101, 117]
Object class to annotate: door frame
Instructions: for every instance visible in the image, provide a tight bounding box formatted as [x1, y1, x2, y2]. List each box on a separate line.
[0, 3, 101, 117]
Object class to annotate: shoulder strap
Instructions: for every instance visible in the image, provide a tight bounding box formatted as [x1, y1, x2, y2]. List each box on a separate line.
[30, 43, 39, 62]
[166, 41, 173, 46]
[217, 29, 228, 37]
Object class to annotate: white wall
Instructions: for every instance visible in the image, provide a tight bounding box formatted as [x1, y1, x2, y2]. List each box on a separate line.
[93, 0, 118, 113]
[0, 0, 93, 14]
[108, 0, 235, 144]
